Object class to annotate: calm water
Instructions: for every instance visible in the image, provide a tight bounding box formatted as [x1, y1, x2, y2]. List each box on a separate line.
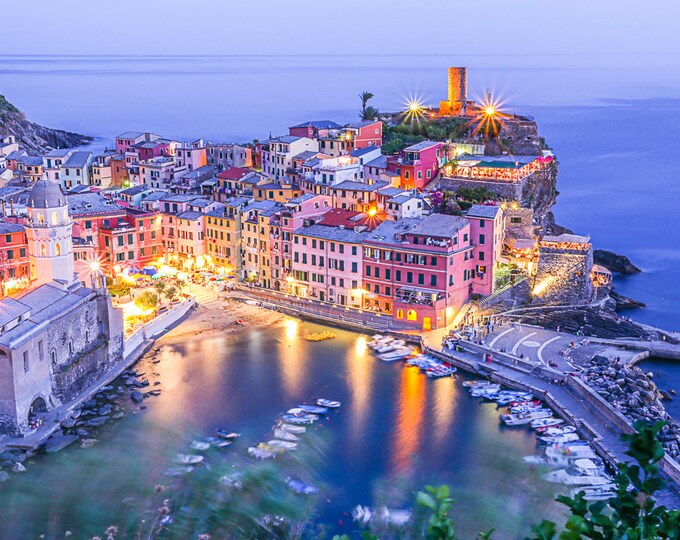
[2, 53, 680, 329]
[0, 321, 563, 538]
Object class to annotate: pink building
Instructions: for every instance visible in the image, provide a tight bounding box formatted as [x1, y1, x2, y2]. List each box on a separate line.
[388, 141, 445, 190]
[466, 204, 504, 296]
[290, 223, 367, 306]
[350, 120, 382, 149]
[288, 120, 342, 139]
[362, 214, 476, 330]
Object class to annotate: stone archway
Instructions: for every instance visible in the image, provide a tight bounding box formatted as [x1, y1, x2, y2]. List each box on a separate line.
[29, 396, 48, 419]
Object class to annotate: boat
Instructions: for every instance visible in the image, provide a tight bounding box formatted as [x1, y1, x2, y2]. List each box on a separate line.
[174, 453, 204, 465]
[510, 403, 543, 414]
[267, 440, 298, 450]
[286, 477, 319, 495]
[369, 336, 394, 350]
[470, 384, 501, 396]
[545, 443, 597, 461]
[165, 466, 194, 476]
[220, 473, 244, 488]
[279, 423, 307, 433]
[374, 342, 397, 354]
[286, 409, 319, 421]
[379, 347, 413, 362]
[371, 334, 385, 341]
[462, 380, 493, 389]
[256, 442, 286, 454]
[352, 505, 412, 527]
[501, 409, 552, 426]
[212, 440, 233, 448]
[537, 425, 577, 437]
[538, 433, 581, 444]
[305, 331, 336, 342]
[280, 414, 315, 425]
[425, 366, 457, 378]
[496, 393, 534, 406]
[571, 485, 616, 501]
[190, 441, 211, 451]
[510, 399, 542, 408]
[215, 430, 241, 440]
[274, 428, 299, 442]
[296, 404, 328, 415]
[317, 399, 341, 408]
[531, 417, 564, 429]
[544, 459, 612, 486]
[248, 446, 277, 460]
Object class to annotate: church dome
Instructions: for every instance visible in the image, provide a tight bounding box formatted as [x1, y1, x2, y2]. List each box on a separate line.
[27, 179, 67, 209]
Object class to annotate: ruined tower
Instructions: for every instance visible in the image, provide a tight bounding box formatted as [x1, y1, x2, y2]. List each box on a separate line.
[439, 67, 469, 116]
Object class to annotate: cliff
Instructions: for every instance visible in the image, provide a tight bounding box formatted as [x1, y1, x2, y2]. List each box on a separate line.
[0, 95, 91, 154]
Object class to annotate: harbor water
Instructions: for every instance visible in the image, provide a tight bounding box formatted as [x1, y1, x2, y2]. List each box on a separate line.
[0, 321, 564, 538]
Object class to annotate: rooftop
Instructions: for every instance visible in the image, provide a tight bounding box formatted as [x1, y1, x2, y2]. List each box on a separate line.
[290, 120, 342, 130]
[216, 167, 252, 180]
[63, 151, 93, 169]
[294, 223, 368, 243]
[67, 193, 123, 216]
[466, 204, 501, 219]
[332, 180, 388, 193]
[403, 140, 442, 152]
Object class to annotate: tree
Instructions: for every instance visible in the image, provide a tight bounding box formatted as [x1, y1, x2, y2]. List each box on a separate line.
[359, 91, 374, 117]
[107, 279, 131, 297]
[134, 291, 158, 311]
[154, 281, 166, 300]
[361, 105, 380, 122]
[164, 286, 177, 303]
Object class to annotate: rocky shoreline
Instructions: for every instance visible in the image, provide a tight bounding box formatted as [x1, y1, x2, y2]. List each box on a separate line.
[582, 355, 680, 460]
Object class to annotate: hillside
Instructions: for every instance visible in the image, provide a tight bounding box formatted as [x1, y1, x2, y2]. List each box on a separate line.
[0, 95, 92, 153]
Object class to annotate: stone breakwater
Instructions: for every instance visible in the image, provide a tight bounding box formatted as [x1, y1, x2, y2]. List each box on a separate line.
[583, 355, 680, 459]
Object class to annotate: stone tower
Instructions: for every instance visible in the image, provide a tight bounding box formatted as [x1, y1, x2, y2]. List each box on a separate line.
[25, 178, 76, 287]
[439, 67, 468, 116]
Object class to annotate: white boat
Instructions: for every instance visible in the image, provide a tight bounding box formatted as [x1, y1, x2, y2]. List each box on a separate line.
[531, 417, 564, 429]
[279, 423, 307, 433]
[510, 404, 543, 414]
[462, 380, 493, 388]
[374, 342, 396, 354]
[296, 404, 328, 415]
[267, 439, 298, 450]
[369, 336, 394, 350]
[379, 347, 413, 362]
[546, 443, 597, 461]
[248, 446, 277, 460]
[571, 485, 616, 501]
[174, 453, 204, 465]
[317, 399, 341, 408]
[190, 441, 211, 451]
[539, 433, 580, 444]
[274, 428, 299, 442]
[470, 384, 501, 396]
[280, 414, 316, 424]
[544, 459, 612, 486]
[501, 409, 552, 426]
[538, 426, 577, 437]
[165, 465, 194, 476]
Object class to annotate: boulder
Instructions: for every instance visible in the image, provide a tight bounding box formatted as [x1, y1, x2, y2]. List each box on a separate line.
[45, 434, 79, 453]
[84, 416, 109, 428]
[130, 391, 144, 404]
[11, 462, 26, 473]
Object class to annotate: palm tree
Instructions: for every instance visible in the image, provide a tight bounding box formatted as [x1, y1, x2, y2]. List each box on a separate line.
[359, 91, 374, 117]
[361, 105, 380, 121]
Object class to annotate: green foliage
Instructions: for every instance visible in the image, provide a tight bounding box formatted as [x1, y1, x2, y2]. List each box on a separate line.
[361, 105, 380, 121]
[359, 91, 374, 117]
[529, 420, 680, 540]
[382, 117, 468, 153]
[107, 279, 131, 297]
[164, 286, 177, 302]
[416, 485, 457, 540]
[154, 281, 166, 296]
[134, 291, 158, 311]
[455, 186, 497, 203]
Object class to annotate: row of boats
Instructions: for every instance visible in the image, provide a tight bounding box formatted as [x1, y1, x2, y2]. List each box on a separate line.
[368, 335, 457, 378]
[166, 429, 241, 476]
[464, 380, 615, 500]
[247, 398, 341, 460]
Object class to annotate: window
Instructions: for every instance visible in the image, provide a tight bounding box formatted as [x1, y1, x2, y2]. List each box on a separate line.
[480, 220, 486, 228]
[407, 309, 417, 321]
[365, 265, 371, 277]
[479, 252, 485, 261]
[431, 257, 437, 266]
[396, 309, 404, 319]
[385, 286, 391, 296]
[418, 273, 424, 285]
[352, 246, 357, 256]
[396, 270, 401, 281]
[430, 275, 437, 287]
[23, 351, 29, 372]
[407, 272, 413, 284]
[6, 249, 13, 260]
[385, 269, 391, 280]
[38, 340, 44, 361]
[479, 234, 486, 245]
[55, 243, 61, 256]
[351, 262, 358, 273]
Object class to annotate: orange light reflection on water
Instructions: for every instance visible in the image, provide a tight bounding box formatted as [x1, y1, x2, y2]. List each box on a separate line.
[432, 377, 457, 446]
[346, 336, 374, 447]
[390, 365, 426, 475]
[279, 318, 307, 398]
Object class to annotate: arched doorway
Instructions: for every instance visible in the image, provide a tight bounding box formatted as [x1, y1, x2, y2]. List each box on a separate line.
[28, 396, 48, 430]
[407, 309, 418, 322]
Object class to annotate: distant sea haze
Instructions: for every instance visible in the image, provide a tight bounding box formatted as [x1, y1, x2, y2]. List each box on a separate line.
[3, 53, 680, 329]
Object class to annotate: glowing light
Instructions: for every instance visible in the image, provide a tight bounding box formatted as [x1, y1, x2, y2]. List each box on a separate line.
[469, 90, 509, 139]
[286, 276, 295, 283]
[401, 95, 427, 124]
[511, 201, 519, 210]
[367, 207, 377, 217]
[532, 275, 557, 297]
[355, 336, 367, 356]
[284, 318, 298, 341]
[120, 301, 154, 319]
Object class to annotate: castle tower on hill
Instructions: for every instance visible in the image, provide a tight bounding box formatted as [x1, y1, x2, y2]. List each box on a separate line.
[25, 178, 76, 287]
[439, 67, 472, 116]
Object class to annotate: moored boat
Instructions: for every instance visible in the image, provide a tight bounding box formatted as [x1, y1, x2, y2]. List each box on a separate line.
[279, 423, 307, 433]
[174, 453, 204, 465]
[531, 417, 564, 430]
[544, 459, 611, 486]
[379, 347, 413, 362]
[296, 404, 328, 415]
[501, 408, 552, 426]
[317, 399, 341, 408]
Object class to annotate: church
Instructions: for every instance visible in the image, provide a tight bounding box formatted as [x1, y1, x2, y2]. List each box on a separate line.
[0, 178, 123, 436]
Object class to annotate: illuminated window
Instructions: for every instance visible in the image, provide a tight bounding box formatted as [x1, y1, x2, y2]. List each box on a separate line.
[40, 244, 46, 256]
[52, 211, 58, 225]
[55, 243, 61, 256]
[407, 309, 418, 321]
[38, 213, 44, 225]
[396, 309, 404, 319]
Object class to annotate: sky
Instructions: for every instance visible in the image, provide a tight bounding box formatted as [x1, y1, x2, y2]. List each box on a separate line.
[2, 0, 679, 57]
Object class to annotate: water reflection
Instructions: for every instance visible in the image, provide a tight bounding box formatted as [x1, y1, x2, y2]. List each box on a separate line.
[390, 365, 426, 476]
[432, 377, 457, 446]
[345, 336, 374, 447]
[278, 319, 308, 398]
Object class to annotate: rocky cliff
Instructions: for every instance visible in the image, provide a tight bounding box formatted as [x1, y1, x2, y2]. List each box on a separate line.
[0, 95, 91, 154]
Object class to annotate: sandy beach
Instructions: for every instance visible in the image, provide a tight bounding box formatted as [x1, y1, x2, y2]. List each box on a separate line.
[157, 292, 288, 345]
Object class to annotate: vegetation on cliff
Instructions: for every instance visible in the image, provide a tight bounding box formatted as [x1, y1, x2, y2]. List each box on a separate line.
[0, 94, 91, 153]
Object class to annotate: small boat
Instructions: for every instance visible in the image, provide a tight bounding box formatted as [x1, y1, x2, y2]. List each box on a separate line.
[531, 417, 564, 430]
[510, 403, 543, 414]
[379, 346, 413, 362]
[296, 404, 328, 415]
[279, 423, 307, 433]
[256, 442, 286, 454]
[267, 439, 298, 450]
[463, 380, 493, 389]
[571, 485, 616, 501]
[369, 336, 394, 350]
[215, 430, 241, 440]
[165, 465, 194, 476]
[248, 446, 277, 460]
[374, 342, 396, 354]
[544, 459, 612, 486]
[174, 453, 204, 465]
[305, 331, 336, 342]
[213, 440, 233, 448]
[538, 432, 580, 444]
[286, 477, 318, 495]
[221, 473, 244, 488]
[545, 443, 597, 461]
[286, 409, 319, 421]
[425, 366, 457, 378]
[190, 441, 211, 451]
[274, 428, 299, 442]
[280, 414, 315, 425]
[470, 384, 501, 396]
[317, 399, 341, 408]
[537, 425, 577, 437]
[371, 334, 385, 341]
[352, 505, 412, 527]
[497, 393, 534, 406]
[501, 409, 552, 426]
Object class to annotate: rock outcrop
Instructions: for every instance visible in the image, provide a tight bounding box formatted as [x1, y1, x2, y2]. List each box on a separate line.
[0, 95, 91, 154]
[583, 355, 680, 459]
[594, 250, 641, 275]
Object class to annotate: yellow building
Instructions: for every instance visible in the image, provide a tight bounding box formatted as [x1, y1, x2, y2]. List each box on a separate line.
[240, 200, 282, 288]
[204, 198, 249, 275]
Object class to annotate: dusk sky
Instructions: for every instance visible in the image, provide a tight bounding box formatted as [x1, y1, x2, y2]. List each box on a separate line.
[3, 0, 677, 57]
